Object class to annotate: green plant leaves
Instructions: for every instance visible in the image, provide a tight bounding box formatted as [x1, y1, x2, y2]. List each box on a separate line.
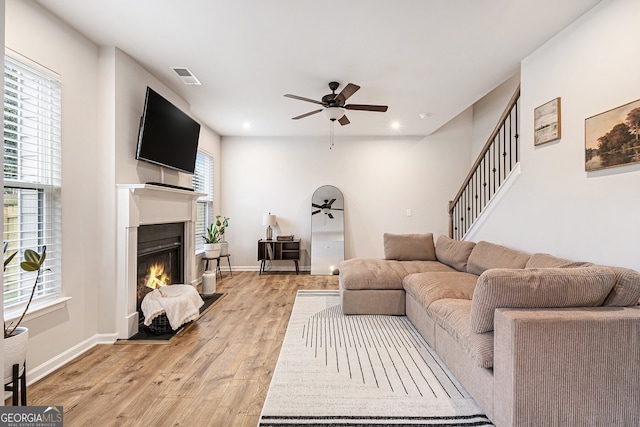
[20, 248, 46, 272]
[4, 246, 47, 337]
[203, 216, 230, 243]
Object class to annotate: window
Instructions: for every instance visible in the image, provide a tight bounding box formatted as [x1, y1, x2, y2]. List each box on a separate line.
[192, 151, 213, 253]
[3, 53, 62, 311]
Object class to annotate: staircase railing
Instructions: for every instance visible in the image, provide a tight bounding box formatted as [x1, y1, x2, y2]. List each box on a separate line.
[448, 86, 520, 240]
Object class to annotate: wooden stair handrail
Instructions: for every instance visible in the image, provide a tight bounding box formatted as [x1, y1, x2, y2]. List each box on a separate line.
[447, 85, 520, 238]
[449, 85, 520, 214]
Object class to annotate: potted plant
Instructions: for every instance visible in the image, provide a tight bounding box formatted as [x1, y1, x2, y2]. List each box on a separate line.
[218, 216, 230, 256]
[3, 244, 47, 383]
[202, 215, 229, 258]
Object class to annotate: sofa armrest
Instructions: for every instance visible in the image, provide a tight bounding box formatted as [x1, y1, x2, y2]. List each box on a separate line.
[493, 307, 640, 427]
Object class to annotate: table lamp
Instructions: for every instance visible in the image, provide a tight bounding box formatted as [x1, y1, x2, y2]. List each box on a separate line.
[263, 213, 277, 240]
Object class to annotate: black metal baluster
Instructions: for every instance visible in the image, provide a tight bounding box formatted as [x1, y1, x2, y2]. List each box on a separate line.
[515, 100, 519, 163]
[448, 87, 520, 240]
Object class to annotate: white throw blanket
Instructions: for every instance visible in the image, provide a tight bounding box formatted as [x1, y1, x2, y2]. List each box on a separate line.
[141, 285, 204, 330]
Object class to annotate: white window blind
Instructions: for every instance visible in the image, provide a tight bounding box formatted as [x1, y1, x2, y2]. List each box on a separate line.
[3, 53, 62, 310]
[192, 151, 213, 253]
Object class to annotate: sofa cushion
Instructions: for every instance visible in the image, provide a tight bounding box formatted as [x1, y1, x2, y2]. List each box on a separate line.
[403, 271, 478, 308]
[435, 235, 476, 272]
[384, 233, 436, 261]
[526, 253, 593, 269]
[466, 241, 530, 275]
[601, 266, 640, 307]
[470, 266, 616, 333]
[428, 299, 494, 368]
[339, 258, 454, 290]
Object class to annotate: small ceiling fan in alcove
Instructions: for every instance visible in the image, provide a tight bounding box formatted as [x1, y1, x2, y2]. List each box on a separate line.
[312, 198, 344, 219]
[285, 82, 389, 148]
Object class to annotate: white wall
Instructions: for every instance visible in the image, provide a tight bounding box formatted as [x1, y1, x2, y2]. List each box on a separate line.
[108, 46, 222, 281]
[5, 0, 222, 380]
[221, 109, 473, 269]
[8, 0, 635, 387]
[112, 48, 217, 188]
[1, 0, 6, 384]
[99, 47, 223, 331]
[469, 0, 640, 271]
[471, 72, 520, 159]
[5, 0, 101, 373]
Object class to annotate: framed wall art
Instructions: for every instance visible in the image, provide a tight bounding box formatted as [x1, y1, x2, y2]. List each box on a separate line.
[585, 98, 640, 172]
[534, 97, 561, 146]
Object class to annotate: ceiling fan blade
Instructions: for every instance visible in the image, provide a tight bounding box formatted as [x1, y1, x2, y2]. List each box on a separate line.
[336, 83, 360, 104]
[312, 203, 323, 209]
[345, 104, 388, 112]
[312, 210, 321, 215]
[328, 199, 336, 206]
[292, 109, 322, 120]
[338, 115, 350, 126]
[328, 213, 334, 219]
[284, 94, 324, 105]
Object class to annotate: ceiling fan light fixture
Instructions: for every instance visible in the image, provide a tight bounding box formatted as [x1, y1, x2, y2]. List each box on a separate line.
[323, 107, 345, 121]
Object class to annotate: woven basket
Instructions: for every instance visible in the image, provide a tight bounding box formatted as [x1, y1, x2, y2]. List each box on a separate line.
[149, 313, 172, 334]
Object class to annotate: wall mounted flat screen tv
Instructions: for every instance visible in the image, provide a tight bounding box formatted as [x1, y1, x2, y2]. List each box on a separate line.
[136, 86, 201, 174]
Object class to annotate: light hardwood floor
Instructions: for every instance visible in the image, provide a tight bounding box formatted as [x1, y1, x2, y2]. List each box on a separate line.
[22, 271, 339, 426]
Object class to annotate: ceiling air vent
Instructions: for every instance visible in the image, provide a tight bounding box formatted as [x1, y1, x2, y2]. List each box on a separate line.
[171, 67, 201, 85]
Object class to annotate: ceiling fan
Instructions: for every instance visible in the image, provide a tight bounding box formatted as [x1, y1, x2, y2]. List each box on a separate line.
[312, 199, 344, 219]
[285, 82, 388, 126]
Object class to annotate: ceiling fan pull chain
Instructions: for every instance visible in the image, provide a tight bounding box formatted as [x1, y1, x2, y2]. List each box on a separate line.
[329, 121, 335, 150]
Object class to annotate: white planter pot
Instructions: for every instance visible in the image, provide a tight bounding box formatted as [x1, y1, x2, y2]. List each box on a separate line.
[4, 327, 28, 383]
[204, 243, 220, 258]
[202, 270, 217, 295]
[219, 241, 229, 256]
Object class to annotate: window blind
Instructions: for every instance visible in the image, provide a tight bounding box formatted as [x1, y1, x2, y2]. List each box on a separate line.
[3, 53, 62, 309]
[192, 151, 213, 253]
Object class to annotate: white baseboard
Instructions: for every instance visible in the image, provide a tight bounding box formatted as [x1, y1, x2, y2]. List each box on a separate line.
[26, 333, 117, 386]
[15, 263, 308, 393]
[227, 265, 310, 272]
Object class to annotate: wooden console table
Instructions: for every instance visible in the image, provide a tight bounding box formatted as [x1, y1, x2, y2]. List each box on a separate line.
[258, 239, 300, 274]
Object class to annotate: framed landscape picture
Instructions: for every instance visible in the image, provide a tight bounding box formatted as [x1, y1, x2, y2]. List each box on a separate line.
[534, 98, 561, 145]
[585, 98, 640, 171]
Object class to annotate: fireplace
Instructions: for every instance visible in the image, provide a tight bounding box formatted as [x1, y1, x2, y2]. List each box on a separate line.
[136, 222, 184, 324]
[117, 184, 203, 338]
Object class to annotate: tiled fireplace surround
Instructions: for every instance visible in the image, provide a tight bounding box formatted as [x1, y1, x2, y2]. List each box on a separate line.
[116, 184, 203, 339]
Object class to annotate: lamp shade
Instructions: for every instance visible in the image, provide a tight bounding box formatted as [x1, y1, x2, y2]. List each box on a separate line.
[263, 214, 277, 226]
[323, 107, 345, 121]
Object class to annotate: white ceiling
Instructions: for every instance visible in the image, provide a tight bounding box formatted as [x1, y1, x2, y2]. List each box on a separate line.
[34, 0, 601, 137]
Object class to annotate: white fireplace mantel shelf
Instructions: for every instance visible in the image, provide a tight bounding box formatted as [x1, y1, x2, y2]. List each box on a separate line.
[117, 183, 205, 198]
[117, 184, 204, 228]
[116, 183, 204, 339]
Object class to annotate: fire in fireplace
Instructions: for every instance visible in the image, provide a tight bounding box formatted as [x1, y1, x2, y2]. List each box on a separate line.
[143, 262, 170, 289]
[136, 222, 184, 323]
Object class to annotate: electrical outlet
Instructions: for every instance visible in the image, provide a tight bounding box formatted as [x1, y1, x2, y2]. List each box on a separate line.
[406, 208, 412, 217]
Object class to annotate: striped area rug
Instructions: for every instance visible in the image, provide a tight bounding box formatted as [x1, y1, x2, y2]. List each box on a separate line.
[259, 290, 493, 426]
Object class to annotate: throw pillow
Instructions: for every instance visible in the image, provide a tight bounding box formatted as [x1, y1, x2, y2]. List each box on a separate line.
[600, 266, 640, 307]
[470, 266, 616, 333]
[435, 235, 476, 272]
[526, 253, 593, 269]
[383, 233, 436, 261]
[466, 241, 531, 276]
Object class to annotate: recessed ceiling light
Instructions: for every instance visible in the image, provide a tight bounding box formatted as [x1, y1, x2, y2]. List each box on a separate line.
[243, 122, 252, 130]
[419, 112, 430, 119]
[391, 121, 400, 129]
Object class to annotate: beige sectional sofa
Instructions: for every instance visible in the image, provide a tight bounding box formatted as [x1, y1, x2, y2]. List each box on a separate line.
[339, 233, 640, 426]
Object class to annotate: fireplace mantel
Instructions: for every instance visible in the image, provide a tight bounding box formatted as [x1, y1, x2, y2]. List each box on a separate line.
[116, 184, 204, 338]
